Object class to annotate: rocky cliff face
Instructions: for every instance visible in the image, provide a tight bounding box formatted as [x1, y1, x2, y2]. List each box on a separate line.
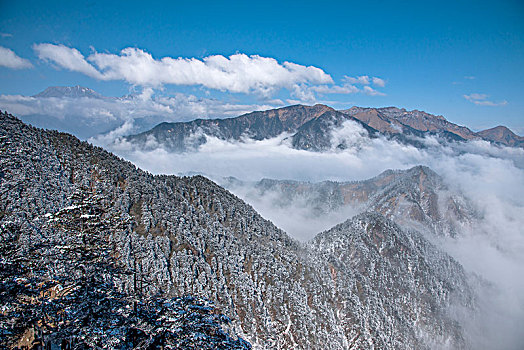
[1, 112, 475, 349]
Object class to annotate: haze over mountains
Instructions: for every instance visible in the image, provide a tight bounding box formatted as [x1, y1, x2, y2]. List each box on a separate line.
[0, 86, 276, 140]
[221, 166, 475, 240]
[33, 85, 105, 99]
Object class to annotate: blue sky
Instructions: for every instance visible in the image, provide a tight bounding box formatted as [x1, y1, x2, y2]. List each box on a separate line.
[0, 0, 523, 133]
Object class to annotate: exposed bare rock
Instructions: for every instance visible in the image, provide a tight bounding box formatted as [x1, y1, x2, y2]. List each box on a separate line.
[475, 125, 524, 147]
[342, 106, 476, 141]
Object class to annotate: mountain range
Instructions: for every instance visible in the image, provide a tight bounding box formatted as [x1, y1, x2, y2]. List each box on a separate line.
[222, 165, 475, 239]
[11, 86, 522, 149]
[125, 103, 524, 151]
[1, 111, 477, 349]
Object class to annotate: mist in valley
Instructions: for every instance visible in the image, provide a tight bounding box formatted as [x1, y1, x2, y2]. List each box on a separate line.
[95, 120, 524, 348]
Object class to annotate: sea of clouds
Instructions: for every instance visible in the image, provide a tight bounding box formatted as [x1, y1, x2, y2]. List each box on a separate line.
[94, 119, 524, 349]
[2, 92, 522, 348]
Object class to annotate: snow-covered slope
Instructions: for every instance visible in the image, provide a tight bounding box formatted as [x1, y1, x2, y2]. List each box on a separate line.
[33, 85, 104, 99]
[1, 111, 475, 349]
[222, 166, 475, 239]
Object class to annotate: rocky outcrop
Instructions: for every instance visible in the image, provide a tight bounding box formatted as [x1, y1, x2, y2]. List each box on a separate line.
[475, 125, 524, 147]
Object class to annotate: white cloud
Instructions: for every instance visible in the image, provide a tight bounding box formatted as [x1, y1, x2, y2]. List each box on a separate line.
[290, 82, 363, 104]
[0, 46, 33, 69]
[465, 93, 488, 100]
[337, 75, 386, 95]
[34, 43, 103, 78]
[292, 77, 386, 102]
[310, 84, 359, 94]
[344, 75, 370, 85]
[223, 179, 362, 241]
[372, 77, 386, 87]
[102, 121, 424, 182]
[33, 44, 333, 96]
[363, 85, 386, 96]
[32, 43, 388, 100]
[0, 91, 278, 139]
[290, 84, 318, 103]
[343, 75, 385, 87]
[464, 93, 508, 106]
[0, 33, 13, 38]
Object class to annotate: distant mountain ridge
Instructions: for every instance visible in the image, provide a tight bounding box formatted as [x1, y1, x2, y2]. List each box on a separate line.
[124, 104, 374, 151]
[123, 102, 523, 150]
[343, 106, 523, 147]
[223, 165, 475, 238]
[33, 85, 105, 99]
[342, 106, 476, 140]
[24, 86, 523, 148]
[476, 125, 524, 147]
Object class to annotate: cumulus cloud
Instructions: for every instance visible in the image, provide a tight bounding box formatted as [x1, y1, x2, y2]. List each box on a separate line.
[32, 43, 388, 101]
[304, 75, 386, 98]
[372, 76, 386, 87]
[464, 93, 508, 106]
[290, 84, 318, 103]
[0, 46, 33, 69]
[343, 75, 386, 88]
[309, 84, 359, 94]
[344, 75, 370, 85]
[290, 77, 386, 103]
[363, 85, 386, 96]
[34, 43, 103, 78]
[33, 44, 333, 96]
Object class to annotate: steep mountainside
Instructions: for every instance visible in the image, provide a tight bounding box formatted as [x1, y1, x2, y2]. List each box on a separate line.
[290, 109, 379, 151]
[476, 125, 524, 147]
[224, 166, 474, 237]
[125, 104, 333, 151]
[1, 112, 474, 349]
[364, 166, 474, 236]
[343, 106, 524, 148]
[342, 106, 477, 141]
[309, 212, 472, 349]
